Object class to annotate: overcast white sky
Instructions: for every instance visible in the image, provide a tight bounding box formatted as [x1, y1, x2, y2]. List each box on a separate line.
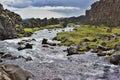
[0, 0, 98, 19]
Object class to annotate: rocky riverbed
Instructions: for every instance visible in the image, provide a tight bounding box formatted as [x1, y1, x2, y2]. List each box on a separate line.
[0, 26, 120, 80]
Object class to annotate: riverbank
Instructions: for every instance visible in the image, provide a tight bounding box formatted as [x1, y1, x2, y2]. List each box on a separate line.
[19, 23, 76, 37]
[54, 25, 120, 65]
[0, 26, 120, 80]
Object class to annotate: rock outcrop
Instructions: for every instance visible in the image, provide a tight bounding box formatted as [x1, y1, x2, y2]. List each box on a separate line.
[0, 4, 24, 40]
[85, 0, 120, 27]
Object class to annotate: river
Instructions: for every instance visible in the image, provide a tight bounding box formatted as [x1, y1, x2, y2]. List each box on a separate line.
[0, 26, 120, 80]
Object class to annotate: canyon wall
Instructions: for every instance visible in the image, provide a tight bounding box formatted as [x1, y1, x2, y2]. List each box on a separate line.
[0, 4, 24, 40]
[85, 0, 120, 27]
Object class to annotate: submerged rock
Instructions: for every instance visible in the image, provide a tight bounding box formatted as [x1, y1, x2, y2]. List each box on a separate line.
[1, 54, 17, 60]
[97, 50, 107, 56]
[52, 78, 62, 80]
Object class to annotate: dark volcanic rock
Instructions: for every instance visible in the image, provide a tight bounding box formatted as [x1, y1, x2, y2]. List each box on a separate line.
[42, 38, 48, 44]
[18, 43, 33, 51]
[115, 44, 120, 50]
[110, 54, 120, 65]
[1, 54, 17, 60]
[52, 78, 62, 80]
[0, 4, 24, 40]
[67, 46, 84, 56]
[85, 0, 120, 27]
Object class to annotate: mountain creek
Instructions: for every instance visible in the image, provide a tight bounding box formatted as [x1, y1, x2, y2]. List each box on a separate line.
[0, 26, 120, 80]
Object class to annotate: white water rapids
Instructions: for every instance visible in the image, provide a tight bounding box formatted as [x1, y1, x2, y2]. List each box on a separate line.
[0, 26, 119, 80]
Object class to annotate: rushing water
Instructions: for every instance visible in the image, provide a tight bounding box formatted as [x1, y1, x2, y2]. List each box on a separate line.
[0, 26, 120, 80]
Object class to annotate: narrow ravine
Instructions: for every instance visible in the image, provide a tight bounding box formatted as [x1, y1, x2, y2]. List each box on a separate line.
[0, 26, 120, 80]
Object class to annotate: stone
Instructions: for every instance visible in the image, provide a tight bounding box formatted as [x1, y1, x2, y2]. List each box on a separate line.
[97, 50, 107, 56]
[1, 54, 17, 60]
[25, 57, 32, 61]
[0, 51, 5, 56]
[110, 54, 120, 65]
[0, 64, 33, 80]
[25, 43, 33, 49]
[97, 45, 111, 51]
[67, 46, 85, 56]
[83, 38, 90, 42]
[42, 38, 48, 44]
[52, 78, 62, 80]
[115, 44, 120, 50]
[18, 43, 33, 51]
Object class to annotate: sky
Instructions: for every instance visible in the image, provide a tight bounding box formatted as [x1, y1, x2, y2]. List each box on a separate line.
[0, 0, 98, 19]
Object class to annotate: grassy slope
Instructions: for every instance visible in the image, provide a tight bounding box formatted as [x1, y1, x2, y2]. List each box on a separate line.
[55, 25, 120, 51]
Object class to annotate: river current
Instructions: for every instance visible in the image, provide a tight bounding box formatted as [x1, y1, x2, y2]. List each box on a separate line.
[0, 26, 120, 80]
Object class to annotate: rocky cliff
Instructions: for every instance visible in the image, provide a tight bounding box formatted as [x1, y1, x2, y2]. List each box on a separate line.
[0, 4, 24, 40]
[85, 0, 120, 27]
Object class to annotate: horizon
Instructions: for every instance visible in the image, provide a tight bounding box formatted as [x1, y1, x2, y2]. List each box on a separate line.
[0, 0, 98, 19]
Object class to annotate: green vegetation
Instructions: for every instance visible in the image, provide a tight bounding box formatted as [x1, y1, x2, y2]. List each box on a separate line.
[24, 27, 42, 34]
[19, 24, 63, 37]
[18, 33, 25, 37]
[55, 25, 120, 51]
[24, 24, 62, 33]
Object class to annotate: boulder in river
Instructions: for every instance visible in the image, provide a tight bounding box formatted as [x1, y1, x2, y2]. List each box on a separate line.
[110, 54, 120, 65]
[1, 54, 17, 60]
[67, 46, 85, 56]
[0, 64, 33, 80]
[18, 43, 33, 50]
[42, 38, 57, 46]
[42, 38, 48, 44]
[0, 51, 5, 56]
[97, 50, 107, 56]
[52, 78, 62, 80]
[22, 38, 36, 42]
[115, 44, 120, 50]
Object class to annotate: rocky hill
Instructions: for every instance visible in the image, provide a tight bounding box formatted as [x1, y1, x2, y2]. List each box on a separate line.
[85, 0, 120, 27]
[0, 4, 24, 40]
[23, 16, 86, 28]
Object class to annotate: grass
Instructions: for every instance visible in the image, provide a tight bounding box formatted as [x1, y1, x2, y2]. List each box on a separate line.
[19, 24, 63, 37]
[55, 25, 120, 51]
[24, 24, 62, 33]
[18, 34, 25, 37]
[24, 27, 42, 34]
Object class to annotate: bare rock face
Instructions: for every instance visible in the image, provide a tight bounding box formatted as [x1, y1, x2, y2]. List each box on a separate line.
[86, 0, 120, 27]
[0, 64, 33, 80]
[0, 4, 24, 40]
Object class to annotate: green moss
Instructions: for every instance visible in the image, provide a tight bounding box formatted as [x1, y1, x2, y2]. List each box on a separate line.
[55, 25, 120, 50]
[45, 24, 62, 29]
[24, 24, 62, 34]
[78, 47, 88, 52]
[18, 34, 25, 37]
[67, 23, 76, 26]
